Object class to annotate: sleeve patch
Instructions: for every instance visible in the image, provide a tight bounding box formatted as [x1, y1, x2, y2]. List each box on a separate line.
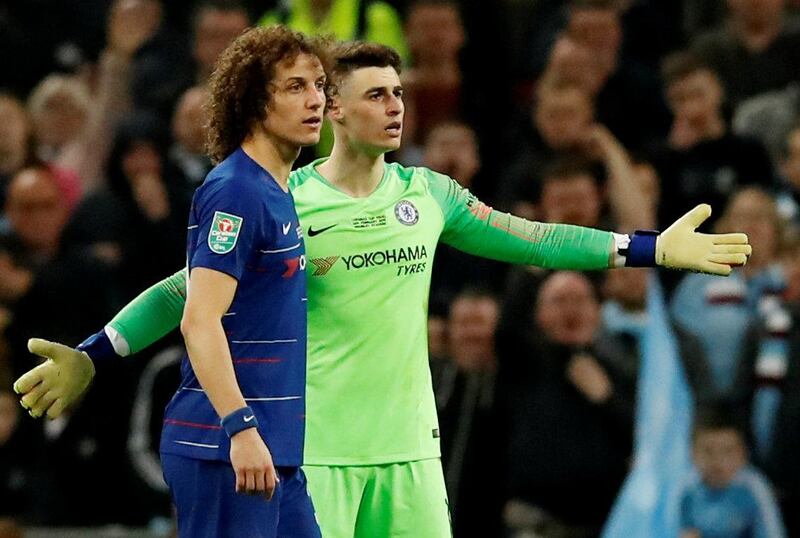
[208, 211, 244, 254]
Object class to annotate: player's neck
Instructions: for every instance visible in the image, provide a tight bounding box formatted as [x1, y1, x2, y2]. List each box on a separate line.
[318, 141, 385, 198]
[241, 132, 300, 192]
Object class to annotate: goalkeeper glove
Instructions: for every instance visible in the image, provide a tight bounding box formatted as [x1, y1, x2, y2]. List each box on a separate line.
[14, 339, 95, 419]
[626, 204, 751, 275]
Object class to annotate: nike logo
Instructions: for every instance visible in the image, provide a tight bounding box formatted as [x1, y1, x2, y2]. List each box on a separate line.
[308, 224, 337, 237]
[282, 223, 291, 235]
[243, 415, 255, 423]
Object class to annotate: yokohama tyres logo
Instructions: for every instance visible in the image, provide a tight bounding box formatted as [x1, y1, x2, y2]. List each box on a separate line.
[310, 245, 428, 277]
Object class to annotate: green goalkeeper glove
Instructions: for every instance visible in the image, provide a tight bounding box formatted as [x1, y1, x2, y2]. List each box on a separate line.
[13, 338, 96, 419]
[627, 204, 751, 275]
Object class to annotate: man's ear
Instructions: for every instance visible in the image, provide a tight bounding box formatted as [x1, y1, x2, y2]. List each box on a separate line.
[327, 93, 344, 123]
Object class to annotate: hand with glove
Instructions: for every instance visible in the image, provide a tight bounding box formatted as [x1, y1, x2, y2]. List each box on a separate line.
[626, 204, 751, 275]
[13, 339, 95, 419]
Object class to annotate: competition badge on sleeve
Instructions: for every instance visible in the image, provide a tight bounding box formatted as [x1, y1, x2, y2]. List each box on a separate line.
[208, 211, 243, 253]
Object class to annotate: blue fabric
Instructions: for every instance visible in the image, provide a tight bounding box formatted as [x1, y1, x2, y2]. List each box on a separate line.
[161, 147, 308, 466]
[221, 406, 259, 438]
[625, 230, 659, 267]
[76, 329, 117, 361]
[602, 273, 693, 538]
[680, 466, 786, 538]
[751, 285, 791, 463]
[670, 272, 751, 396]
[161, 453, 321, 538]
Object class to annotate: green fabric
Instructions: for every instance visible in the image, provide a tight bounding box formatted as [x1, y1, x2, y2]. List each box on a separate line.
[258, 0, 409, 61]
[304, 460, 451, 538]
[427, 172, 614, 270]
[107, 268, 186, 355]
[108, 161, 615, 465]
[291, 161, 444, 465]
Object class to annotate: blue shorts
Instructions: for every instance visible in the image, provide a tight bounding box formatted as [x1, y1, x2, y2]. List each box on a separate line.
[161, 453, 320, 538]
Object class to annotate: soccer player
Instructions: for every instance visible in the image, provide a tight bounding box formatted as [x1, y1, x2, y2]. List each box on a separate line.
[15, 26, 328, 538]
[15, 41, 751, 537]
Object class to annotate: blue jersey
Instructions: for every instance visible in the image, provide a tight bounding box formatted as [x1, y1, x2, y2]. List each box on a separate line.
[680, 466, 786, 538]
[160, 148, 307, 466]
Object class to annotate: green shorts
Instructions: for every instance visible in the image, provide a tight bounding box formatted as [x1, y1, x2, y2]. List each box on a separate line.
[304, 458, 452, 538]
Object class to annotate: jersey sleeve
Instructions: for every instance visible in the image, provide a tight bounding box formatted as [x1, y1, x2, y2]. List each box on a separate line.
[106, 268, 187, 355]
[427, 171, 614, 270]
[189, 180, 265, 280]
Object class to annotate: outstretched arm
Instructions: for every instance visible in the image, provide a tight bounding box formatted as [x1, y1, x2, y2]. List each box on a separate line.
[428, 172, 751, 275]
[14, 268, 188, 418]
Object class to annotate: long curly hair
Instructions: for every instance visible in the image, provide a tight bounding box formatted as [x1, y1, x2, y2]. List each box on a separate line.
[205, 26, 331, 164]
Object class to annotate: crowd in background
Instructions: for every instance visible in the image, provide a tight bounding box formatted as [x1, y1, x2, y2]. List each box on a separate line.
[1, 0, 800, 536]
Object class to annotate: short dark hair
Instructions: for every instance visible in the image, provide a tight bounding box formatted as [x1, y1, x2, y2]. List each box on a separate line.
[661, 50, 715, 86]
[452, 286, 498, 305]
[541, 154, 601, 185]
[327, 41, 402, 97]
[693, 401, 747, 440]
[205, 26, 331, 163]
[192, 0, 251, 33]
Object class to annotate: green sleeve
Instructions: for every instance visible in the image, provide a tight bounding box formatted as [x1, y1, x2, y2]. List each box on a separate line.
[107, 268, 187, 355]
[428, 173, 614, 270]
[365, 3, 409, 63]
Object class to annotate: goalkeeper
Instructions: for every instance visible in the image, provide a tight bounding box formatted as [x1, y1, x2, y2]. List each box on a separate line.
[15, 41, 751, 537]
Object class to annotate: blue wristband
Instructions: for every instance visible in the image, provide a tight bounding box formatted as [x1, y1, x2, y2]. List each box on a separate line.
[76, 329, 118, 361]
[625, 230, 660, 267]
[221, 406, 259, 438]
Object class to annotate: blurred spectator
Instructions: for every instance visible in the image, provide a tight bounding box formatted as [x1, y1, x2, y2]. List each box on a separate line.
[65, 113, 189, 296]
[168, 85, 212, 190]
[671, 188, 787, 399]
[403, 0, 466, 145]
[680, 403, 786, 537]
[540, 1, 670, 149]
[692, 0, 800, 107]
[426, 121, 507, 303]
[499, 81, 595, 213]
[776, 125, 800, 227]
[732, 82, 800, 163]
[132, 0, 249, 116]
[434, 289, 503, 538]
[502, 122, 652, 228]
[0, 95, 36, 209]
[599, 268, 714, 404]
[422, 120, 482, 194]
[537, 157, 604, 228]
[0, 166, 138, 527]
[509, 0, 683, 82]
[760, 305, 800, 536]
[652, 51, 775, 229]
[27, 0, 160, 193]
[259, 0, 407, 60]
[498, 271, 634, 536]
[1, 166, 120, 373]
[194, 0, 250, 82]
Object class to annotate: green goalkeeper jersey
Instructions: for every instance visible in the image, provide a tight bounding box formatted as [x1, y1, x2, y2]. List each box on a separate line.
[108, 159, 614, 465]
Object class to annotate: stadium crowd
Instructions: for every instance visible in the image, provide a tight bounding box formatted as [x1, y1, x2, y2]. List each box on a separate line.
[1, 0, 799, 536]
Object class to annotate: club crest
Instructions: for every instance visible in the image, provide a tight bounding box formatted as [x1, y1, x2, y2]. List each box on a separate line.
[394, 200, 419, 226]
